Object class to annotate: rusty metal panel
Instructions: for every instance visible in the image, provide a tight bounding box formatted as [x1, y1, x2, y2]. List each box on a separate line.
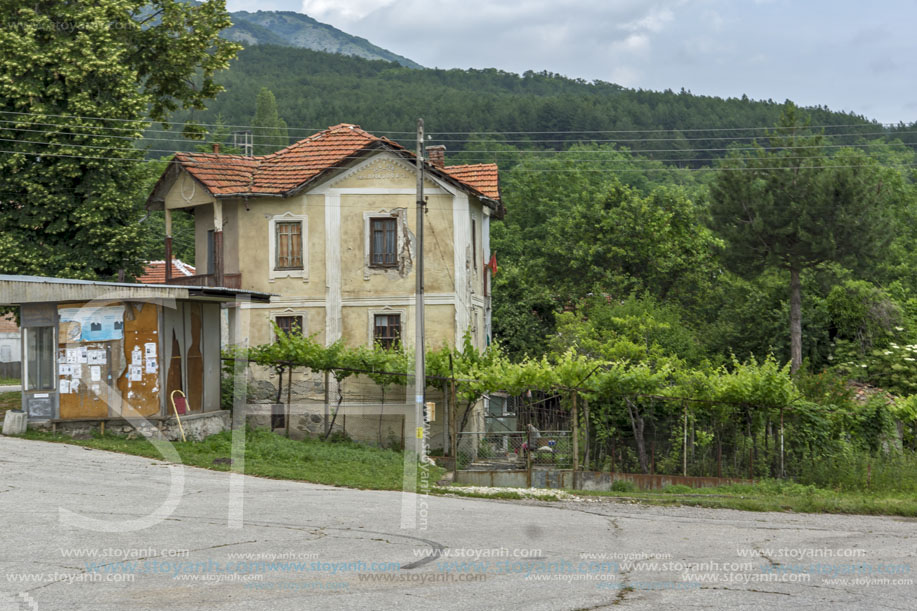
[115, 303, 161, 418]
[185, 302, 203, 412]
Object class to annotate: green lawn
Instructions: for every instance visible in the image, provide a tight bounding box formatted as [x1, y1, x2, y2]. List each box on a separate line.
[436, 479, 917, 517]
[0, 391, 20, 422]
[0, 377, 19, 386]
[14, 426, 917, 516]
[20, 427, 443, 491]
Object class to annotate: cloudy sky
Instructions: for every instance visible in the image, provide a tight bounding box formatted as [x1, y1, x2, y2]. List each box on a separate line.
[226, 0, 917, 125]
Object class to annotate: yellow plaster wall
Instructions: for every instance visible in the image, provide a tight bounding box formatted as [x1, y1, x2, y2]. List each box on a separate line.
[233, 195, 326, 297]
[164, 172, 215, 210]
[247, 307, 327, 348]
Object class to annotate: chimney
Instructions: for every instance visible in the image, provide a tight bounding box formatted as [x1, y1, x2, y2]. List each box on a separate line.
[427, 145, 446, 168]
[212, 142, 221, 155]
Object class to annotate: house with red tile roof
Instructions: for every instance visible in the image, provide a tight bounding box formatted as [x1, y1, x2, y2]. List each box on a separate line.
[146, 124, 501, 448]
[136, 260, 196, 285]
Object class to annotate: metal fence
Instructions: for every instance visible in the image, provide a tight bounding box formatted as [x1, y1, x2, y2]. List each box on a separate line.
[456, 431, 573, 470]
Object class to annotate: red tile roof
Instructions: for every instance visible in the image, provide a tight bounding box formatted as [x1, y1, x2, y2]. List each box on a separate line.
[136, 260, 196, 284]
[444, 164, 500, 200]
[172, 124, 500, 205]
[0, 313, 18, 333]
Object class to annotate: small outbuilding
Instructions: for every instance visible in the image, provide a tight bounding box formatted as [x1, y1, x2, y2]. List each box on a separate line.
[0, 275, 269, 438]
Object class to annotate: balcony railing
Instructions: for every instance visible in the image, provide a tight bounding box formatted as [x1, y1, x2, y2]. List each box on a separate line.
[166, 273, 241, 289]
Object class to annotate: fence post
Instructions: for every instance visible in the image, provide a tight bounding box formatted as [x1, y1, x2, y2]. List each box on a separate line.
[683, 401, 688, 477]
[583, 396, 590, 472]
[780, 406, 785, 479]
[450, 377, 457, 474]
[526, 445, 533, 488]
[572, 390, 579, 489]
[286, 366, 292, 438]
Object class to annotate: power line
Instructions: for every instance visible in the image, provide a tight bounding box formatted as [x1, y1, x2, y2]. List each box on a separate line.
[0, 109, 909, 137]
[1, 148, 914, 175]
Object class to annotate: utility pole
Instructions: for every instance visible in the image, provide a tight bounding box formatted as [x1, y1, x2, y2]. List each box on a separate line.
[414, 118, 426, 461]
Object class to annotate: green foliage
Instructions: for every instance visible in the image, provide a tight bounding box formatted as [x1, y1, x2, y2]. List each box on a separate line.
[251, 87, 289, 155]
[710, 105, 898, 278]
[833, 338, 917, 397]
[825, 280, 903, 351]
[0, 0, 238, 279]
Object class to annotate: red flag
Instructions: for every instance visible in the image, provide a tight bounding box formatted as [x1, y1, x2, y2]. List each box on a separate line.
[487, 253, 497, 276]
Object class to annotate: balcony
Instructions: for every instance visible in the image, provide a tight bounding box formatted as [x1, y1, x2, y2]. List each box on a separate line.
[166, 273, 241, 289]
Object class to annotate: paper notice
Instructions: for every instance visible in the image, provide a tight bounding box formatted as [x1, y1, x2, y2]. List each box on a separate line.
[90, 366, 101, 382]
[131, 347, 142, 365]
[78, 347, 88, 364]
[88, 349, 106, 365]
[144, 342, 157, 358]
[59, 380, 70, 394]
[129, 365, 142, 382]
[66, 348, 79, 364]
[70, 366, 82, 380]
[145, 358, 158, 375]
[59, 364, 72, 376]
[91, 384, 101, 396]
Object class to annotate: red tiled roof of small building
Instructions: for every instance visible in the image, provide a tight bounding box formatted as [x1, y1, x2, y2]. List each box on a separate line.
[136, 260, 196, 284]
[172, 124, 500, 204]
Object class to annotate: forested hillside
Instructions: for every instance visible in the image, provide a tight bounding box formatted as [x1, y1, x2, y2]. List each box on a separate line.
[160, 45, 884, 164]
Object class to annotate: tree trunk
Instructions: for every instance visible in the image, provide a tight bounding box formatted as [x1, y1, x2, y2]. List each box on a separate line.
[790, 267, 803, 374]
[625, 398, 649, 474]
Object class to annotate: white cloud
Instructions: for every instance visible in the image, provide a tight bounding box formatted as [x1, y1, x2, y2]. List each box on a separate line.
[301, 0, 397, 23]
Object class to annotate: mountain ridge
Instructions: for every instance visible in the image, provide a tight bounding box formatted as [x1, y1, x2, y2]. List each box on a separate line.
[224, 10, 422, 69]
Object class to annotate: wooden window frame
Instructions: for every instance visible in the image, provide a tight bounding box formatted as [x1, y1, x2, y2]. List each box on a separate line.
[373, 313, 401, 350]
[268, 212, 308, 281]
[274, 315, 304, 338]
[369, 217, 398, 268]
[275, 221, 303, 270]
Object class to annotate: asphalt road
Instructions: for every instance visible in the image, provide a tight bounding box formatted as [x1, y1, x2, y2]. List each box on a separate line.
[0, 435, 914, 610]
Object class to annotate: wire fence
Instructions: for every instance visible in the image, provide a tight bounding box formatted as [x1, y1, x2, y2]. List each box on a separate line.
[457, 431, 573, 470]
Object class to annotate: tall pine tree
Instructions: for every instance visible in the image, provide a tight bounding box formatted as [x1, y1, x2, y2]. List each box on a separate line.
[709, 104, 899, 372]
[251, 87, 289, 156]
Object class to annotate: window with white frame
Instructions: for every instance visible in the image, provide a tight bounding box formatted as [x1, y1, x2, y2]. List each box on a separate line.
[268, 212, 308, 280]
[271, 311, 306, 340]
[275, 315, 303, 337]
[369, 217, 398, 267]
[363, 210, 406, 275]
[373, 313, 401, 349]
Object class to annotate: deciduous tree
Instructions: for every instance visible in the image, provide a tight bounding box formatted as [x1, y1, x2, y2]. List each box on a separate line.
[0, 1, 239, 279]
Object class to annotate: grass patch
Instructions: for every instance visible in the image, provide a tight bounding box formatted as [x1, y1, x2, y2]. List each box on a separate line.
[19, 427, 443, 491]
[0, 377, 19, 386]
[0, 391, 20, 422]
[430, 477, 917, 516]
[573, 479, 917, 517]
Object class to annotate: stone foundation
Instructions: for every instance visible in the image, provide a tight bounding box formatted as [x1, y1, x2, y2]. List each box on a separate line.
[29, 410, 231, 442]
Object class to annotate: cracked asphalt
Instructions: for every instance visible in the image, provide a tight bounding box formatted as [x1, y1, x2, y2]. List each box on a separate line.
[0, 436, 914, 610]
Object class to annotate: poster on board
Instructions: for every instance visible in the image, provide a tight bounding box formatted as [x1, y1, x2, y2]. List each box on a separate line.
[58, 306, 125, 342]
